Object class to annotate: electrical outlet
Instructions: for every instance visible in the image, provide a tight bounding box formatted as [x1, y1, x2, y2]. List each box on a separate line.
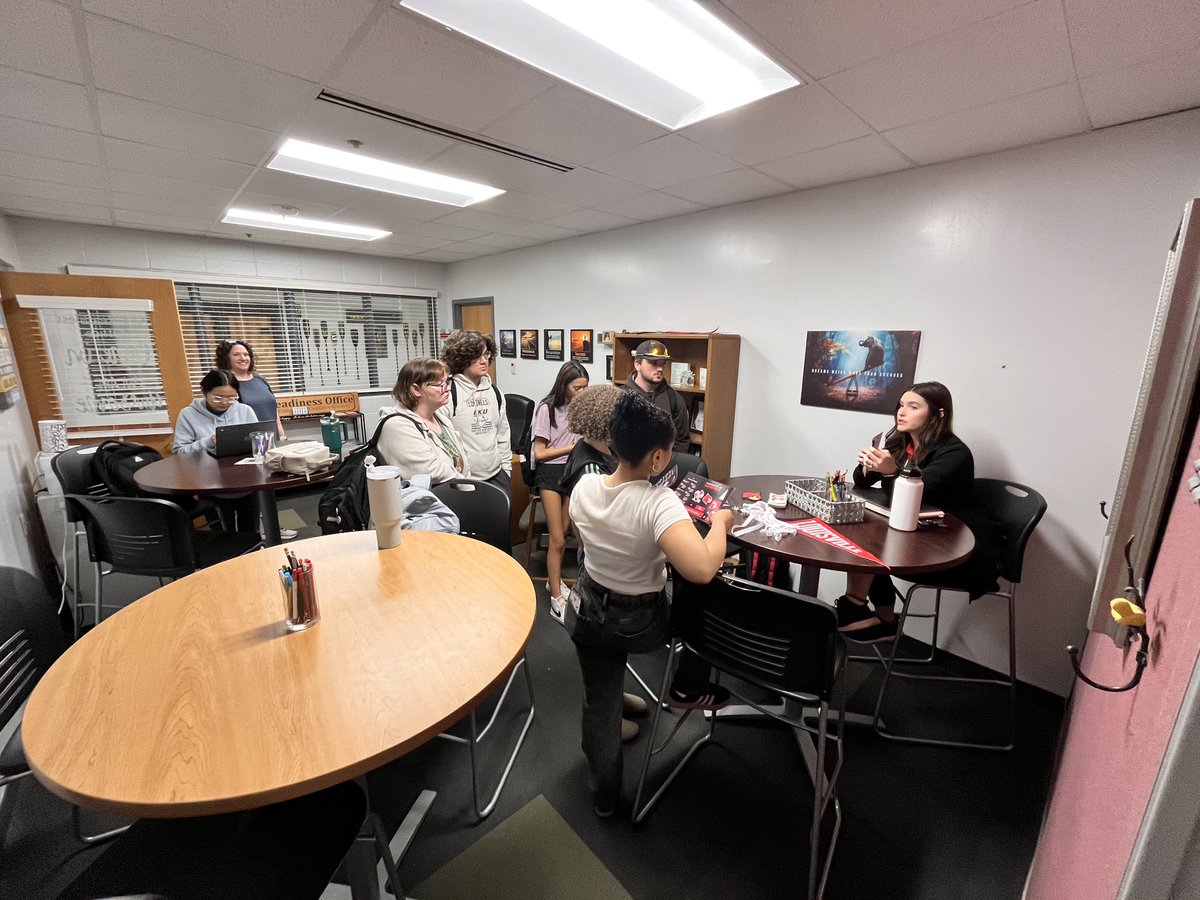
[510, 362, 516, 375]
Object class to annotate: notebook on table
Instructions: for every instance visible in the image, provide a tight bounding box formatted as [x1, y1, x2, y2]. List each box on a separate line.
[208, 420, 277, 457]
[853, 486, 944, 519]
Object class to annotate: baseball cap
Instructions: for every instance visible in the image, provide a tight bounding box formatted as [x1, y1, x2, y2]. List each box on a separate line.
[632, 339, 671, 360]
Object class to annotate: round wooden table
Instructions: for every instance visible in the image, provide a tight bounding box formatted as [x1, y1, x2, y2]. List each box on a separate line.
[726, 474, 975, 592]
[23, 530, 536, 819]
[134, 451, 337, 545]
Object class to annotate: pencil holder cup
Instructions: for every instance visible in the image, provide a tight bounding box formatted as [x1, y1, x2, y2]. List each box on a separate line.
[283, 575, 320, 632]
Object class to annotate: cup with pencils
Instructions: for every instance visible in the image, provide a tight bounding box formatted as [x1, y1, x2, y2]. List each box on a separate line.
[279, 548, 321, 632]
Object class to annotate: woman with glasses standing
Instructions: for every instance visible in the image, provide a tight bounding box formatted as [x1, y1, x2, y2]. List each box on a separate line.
[441, 330, 511, 496]
[377, 357, 472, 485]
[216, 339, 287, 442]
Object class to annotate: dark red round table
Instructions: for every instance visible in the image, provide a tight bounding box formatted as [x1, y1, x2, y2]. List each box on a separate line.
[725, 474, 975, 593]
[135, 452, 337, 546]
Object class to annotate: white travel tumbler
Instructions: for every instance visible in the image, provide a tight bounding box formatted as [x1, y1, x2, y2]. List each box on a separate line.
[366, 465, 405, 549]
[888, 465, 924, 532]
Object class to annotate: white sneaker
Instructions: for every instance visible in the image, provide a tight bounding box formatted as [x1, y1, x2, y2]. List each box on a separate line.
[549, 592, 567, 626]
[279, 528, 299, 540]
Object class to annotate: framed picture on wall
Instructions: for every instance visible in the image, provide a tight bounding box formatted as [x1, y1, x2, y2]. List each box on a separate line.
[520, 329, 539, 360]
[499, 329, 516, 358]
[800, 329, 922, 414]
[605, 354, 613, 381]
[544, 328, 564, 362]
[570, 328, 593, 363]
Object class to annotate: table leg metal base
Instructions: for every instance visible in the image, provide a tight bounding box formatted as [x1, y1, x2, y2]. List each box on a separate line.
[342, 788, 436, 900]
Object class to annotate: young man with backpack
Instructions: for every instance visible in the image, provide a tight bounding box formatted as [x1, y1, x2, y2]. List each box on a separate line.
[620, 340, 691, 452]
[441, 330, 512, 497]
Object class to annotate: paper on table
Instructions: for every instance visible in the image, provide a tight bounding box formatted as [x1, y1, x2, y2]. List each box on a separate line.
[235, 457, 259, 465]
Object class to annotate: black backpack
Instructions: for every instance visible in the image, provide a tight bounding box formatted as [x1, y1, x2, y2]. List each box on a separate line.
[94, 440, 163, 497]
[318, 414, 408, 534]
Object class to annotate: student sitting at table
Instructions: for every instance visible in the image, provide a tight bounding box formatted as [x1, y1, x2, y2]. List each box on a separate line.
[377, 358, 472, 486]
[566, 390, 733, 818]
[839, 380, 1000, 643]
[171, 368, 261, 532]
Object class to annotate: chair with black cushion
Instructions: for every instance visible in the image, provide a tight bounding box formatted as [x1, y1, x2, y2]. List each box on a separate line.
[506, 393, 551, 569]
[649, 450, 708, 489]
[65, 496, 264, 627]
[632, 573, 847, 900]
[58, 780, 367, 900]
[431, 479, 535, 820]
[871, 478, 1047, 751]
[51, 445, 110, 636]
[505, 393, 534, 458]
[0, 565, 128, 845]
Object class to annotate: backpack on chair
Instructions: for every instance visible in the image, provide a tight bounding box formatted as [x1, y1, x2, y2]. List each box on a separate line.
[93, 440, 163, 497]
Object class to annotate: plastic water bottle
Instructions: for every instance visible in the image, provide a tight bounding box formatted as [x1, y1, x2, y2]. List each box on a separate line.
[889, 464, 924, 532]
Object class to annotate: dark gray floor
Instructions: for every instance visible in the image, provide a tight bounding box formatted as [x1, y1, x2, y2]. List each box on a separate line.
[1, 487, 1064, 899]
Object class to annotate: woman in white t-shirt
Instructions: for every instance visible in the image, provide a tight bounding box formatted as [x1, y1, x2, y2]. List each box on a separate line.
[567, 390, 733, 818]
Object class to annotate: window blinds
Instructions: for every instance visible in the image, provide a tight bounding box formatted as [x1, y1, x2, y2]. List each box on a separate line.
[174, 282, 440, 396]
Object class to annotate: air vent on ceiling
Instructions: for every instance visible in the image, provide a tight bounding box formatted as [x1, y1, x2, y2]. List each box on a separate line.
[317, 91, 574, 173]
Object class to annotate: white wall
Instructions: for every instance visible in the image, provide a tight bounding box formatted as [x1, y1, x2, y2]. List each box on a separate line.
[446, 108, 1200, 696]
[0, 211, 20, 269]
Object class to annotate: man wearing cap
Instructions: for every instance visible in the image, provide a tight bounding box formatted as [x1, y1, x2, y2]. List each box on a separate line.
[622, 339, 690, 451]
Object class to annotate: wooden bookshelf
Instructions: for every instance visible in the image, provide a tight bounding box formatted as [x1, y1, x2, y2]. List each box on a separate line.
[611, 332, 741, 480]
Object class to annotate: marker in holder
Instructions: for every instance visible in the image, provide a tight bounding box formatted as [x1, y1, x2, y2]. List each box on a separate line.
[279, 548, 320, 632]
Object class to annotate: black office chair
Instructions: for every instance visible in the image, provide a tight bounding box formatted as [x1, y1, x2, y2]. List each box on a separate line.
[870, 479, 1047, 751]
[430, 479, 535, 820]
[506, 394, 553, 569]
[65, 496, 264, 626]
[0, 566, 129, 845]
[58, 780, 367, 900]
[505, 393, 534, 459]
[649, 450, 708, 489]
[632, 573, 847, 900]
[51, 445, 110, 636]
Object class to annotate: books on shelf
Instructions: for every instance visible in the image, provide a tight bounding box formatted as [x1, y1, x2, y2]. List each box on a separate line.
[853, 486, 944, 519]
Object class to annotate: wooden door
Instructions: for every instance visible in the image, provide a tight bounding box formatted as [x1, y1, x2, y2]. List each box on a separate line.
[455, 298, 496, 382]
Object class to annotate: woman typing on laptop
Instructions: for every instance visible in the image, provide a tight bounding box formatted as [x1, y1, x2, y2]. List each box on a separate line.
[838, 381, 998, 643]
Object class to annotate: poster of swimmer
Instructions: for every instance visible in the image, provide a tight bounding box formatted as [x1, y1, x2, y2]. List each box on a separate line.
[800, 330, 921, 414]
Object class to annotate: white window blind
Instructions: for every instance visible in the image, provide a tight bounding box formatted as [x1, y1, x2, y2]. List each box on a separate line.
[16, 294, 168, 427]
[174, 282, 440, 395]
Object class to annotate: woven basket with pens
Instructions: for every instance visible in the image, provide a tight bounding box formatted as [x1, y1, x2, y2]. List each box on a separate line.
[785, 478, 866, 525]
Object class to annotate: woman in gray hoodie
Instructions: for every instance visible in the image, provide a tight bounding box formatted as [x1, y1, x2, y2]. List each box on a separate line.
[173, 368, 260, 455]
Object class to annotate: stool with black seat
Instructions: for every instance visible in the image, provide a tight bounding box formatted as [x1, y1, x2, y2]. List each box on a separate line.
[870, 478, 1047, 751]
[632, 572, 847, 900]
[57, 780, 367, 900]
[64, 495, 264, 627]
[430, 478, 535, 820]
[0, 565, 129, 846]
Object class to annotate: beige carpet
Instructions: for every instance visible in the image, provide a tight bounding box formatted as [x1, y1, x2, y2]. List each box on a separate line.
[413, 795, 632, 900]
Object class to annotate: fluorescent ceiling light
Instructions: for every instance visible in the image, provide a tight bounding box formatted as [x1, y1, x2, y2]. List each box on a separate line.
[399, 0, 800, 129]
[221, 208, 391, 241]
[267, 138, 505, 207]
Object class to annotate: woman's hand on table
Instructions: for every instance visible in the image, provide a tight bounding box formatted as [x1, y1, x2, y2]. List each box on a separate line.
[857, 446, 898, 476]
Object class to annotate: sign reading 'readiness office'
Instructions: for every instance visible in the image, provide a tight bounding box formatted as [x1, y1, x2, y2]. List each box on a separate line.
[283, 392, 361, 417]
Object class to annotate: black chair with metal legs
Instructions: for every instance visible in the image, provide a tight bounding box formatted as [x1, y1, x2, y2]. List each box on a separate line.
[50, 445, 110, 637]
[65, 495, 264, 626]
[0, 565, 129, 846]
[871, 479, 1047, 751]
[431, 478, 535, 820]
[632, 573, 847, 900]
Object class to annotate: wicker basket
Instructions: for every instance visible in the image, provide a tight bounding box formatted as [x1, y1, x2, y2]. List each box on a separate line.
[785, 478, 866, 525]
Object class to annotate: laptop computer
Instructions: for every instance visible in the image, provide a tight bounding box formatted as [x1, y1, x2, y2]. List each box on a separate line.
[209, 420, 277, 457]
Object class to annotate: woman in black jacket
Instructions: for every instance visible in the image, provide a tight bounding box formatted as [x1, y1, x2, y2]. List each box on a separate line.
[839, 381, 999, 642]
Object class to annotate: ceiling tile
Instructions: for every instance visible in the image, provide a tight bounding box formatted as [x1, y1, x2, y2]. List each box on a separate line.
[441, 241, 503, 258]
[333, 192, 451, 224]
[0, 149, 107, 189]
[1079, 45, 1200, 129]
[96, 92, 278, 164]
[82, 0, 376, 81]
[107, 169, 236, 205]
[662, 167, 794, 206]
[719, 0, 1026, 79]
[329, 9, 555, 133]
[1064, 0, 1200, 78]
[471, 191, 578, 223]
[543, 209, 640, 233]
[0, 195, 111, 223]
[756, 136, 913, 189]
[415, 248, 477, 263]
[86, 15, 318, 131]
[885, 83, 1090, 165]
[481, 84, 669, 166]
[103, 138, 254, 188]
[112, 209, 214, 232]
[232, 191, 345, 219]
[0, 0, 85, 82]
[589, 135, 739, 190]
[419, 140, 563, 198]
[680, 85, 872, 165]
[238, 167, 361, 207]
[412, 221, 489, 242]
[0, 117, 101, 166]
[593, 191, 704, 222]
[285, 101, 457, 166]
[0, 67, 94, 131]
[382, 231, 456, 250]
[0, 174, 106, 207]
[432, 209, 530, 232]
[506, 222, 581, 241]
[471, 232, 544, 250]
[821, 0, 1075, 131]
[109, 191, 226, 218]
[519, 167, 648, 207]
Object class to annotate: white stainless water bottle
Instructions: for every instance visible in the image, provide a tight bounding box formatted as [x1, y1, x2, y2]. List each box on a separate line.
[888, 464, 924, 532]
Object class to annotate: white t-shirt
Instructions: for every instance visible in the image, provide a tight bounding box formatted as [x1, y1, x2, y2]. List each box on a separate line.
[570, 473, 690, 594]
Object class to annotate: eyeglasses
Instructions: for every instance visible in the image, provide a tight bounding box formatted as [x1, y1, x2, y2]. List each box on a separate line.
[208, 393, 239, 404]
[424, 380, 450, 390]
[476, 352, 492, 361]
